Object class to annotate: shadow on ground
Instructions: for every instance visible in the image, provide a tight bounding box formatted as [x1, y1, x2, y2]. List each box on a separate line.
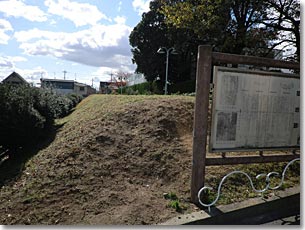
[185, 193, 300, 225]
[0, 124, 64, 187]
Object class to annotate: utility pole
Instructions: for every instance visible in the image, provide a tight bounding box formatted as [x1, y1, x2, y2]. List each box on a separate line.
[110, 72, 114, 82]
[63, 70, 67, 80]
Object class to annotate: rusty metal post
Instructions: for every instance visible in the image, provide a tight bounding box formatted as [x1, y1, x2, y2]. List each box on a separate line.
[191, 45, 212, 204]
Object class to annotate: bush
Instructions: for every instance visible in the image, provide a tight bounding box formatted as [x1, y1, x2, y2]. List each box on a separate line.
[121, 80, 195, 95]
[121, 81, 163, 95]
[0, 84, 44, 148]
[67, 93, 83, 107]
[170, 79, 195, 94]
[0, 84, 81, 151]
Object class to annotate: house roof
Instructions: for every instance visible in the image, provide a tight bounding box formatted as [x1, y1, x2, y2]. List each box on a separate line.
[74, 82, 87, 87]
[41, 78, 75, 83]
[2, 72, 28, 84]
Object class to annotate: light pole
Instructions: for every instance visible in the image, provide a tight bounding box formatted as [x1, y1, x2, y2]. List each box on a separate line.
[157, 47, 178, 95]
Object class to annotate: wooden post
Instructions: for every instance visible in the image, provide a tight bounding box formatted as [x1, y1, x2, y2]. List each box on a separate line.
[191, 45, 212, 204]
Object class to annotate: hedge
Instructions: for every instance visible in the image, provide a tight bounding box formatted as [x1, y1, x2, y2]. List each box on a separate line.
[169, 79, 196, 94]
[121, 80, 196, 95]
[121, 81, 163, 95]
[0, 84, 82, 151]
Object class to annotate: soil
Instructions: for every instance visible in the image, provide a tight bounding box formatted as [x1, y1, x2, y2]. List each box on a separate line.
[0, 95, 300, 225]
[0, 95, 198, 225]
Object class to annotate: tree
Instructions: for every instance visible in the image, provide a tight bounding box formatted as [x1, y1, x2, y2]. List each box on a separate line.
[161, 0, 278, 56]
[114, 71, 132, 94]
[160, 0, 231, 49]
[129, 0, 198, 86]
[263, 0, 300, 62]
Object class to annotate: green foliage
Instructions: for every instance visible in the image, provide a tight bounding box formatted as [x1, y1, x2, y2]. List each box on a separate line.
[67, 93, 83, 107]
[170, 79, 195, 94]
[161, 0, 278, 56]
[168, 200, 182, 212]
[160, 0, 230, 43]
[121, 81, 163, 95]
[122, 80, 195, 95]
[163, 192, 178, 200]
[129, 0, 198, 84]
[164, 191, 186, 213]
[0, 84, 82, 151]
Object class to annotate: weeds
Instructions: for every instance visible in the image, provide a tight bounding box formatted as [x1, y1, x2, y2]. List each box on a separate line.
[164, 192, 186, 213]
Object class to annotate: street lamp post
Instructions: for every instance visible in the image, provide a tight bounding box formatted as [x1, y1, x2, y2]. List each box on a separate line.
[157, 47, 178, 95]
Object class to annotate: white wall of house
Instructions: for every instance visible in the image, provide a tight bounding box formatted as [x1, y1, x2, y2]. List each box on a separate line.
[54, 88, 74, 95]
[74, 83, 88, 97]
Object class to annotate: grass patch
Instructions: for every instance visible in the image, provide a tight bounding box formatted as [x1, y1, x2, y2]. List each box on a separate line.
[203, 160, 300, 205]
[164, 192, 187, 213]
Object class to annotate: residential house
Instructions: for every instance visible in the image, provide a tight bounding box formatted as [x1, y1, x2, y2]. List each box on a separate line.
[99, 80, 127, 94]
[1, 72, 28, 85]
[41, 78, 96, 97]
[109, 81, 127, 92]
[99, 81, 111, 94]
[74, 82, 96, 97]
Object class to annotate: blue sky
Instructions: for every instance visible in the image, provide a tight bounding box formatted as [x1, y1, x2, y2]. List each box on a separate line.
[0, 0, 151, 88]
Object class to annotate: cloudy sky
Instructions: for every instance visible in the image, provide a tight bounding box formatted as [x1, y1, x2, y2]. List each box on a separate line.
[0, 0, 151, 88]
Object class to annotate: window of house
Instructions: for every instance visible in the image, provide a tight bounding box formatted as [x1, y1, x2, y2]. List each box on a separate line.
[79, 86, 85, 91]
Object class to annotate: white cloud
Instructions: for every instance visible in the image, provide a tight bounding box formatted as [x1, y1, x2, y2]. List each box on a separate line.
[0, 57, 14, 69]
[44, 0, 110, 27]
[0, 55, 28, 81]
[0, 66, 47, 86]
[91, 67, 118, 82]
[14, 22, 135, 72]
[114, 16, 126, 25]
[0, 0, 47, 22]
[132, 0, 151, 15]
[9, 56, 27, 63]
[19, 66, 48, 84]
[0, 19, 13, 44]
[118, 1, 122, 12]
[0, 55, 27, 69]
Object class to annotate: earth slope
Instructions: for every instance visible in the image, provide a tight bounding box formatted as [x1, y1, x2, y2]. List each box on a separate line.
[0, 95, 299, 225]
[0, 95, 197, 225]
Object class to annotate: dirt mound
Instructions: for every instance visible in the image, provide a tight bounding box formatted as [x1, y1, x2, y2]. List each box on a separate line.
[0, 95, 197, 225]
[0, 95, 300, 225]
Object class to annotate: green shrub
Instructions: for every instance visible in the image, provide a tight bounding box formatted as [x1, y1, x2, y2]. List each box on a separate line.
[170, 79, 195, 94]
[67, 93, 83, 107]
[0, 84, 45, 148]
[0, 84, 81, 151]
[121, 81, 163, 95]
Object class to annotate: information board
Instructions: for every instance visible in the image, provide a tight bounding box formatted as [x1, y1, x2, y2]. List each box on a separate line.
[210, 66, 300, 152]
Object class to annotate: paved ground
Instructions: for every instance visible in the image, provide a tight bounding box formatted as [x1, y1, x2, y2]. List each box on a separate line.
[160, 185, 300, 225]
[264, 215, 300, 225]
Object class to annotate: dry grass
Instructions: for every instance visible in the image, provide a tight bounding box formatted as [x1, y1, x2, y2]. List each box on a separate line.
[0, 94, 300, 225]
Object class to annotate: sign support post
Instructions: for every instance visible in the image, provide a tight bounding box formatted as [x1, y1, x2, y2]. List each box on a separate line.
[191, 45, 212, 204]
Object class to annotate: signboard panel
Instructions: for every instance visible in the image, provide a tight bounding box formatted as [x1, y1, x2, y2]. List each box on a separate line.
[210, 66, 300, 152]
